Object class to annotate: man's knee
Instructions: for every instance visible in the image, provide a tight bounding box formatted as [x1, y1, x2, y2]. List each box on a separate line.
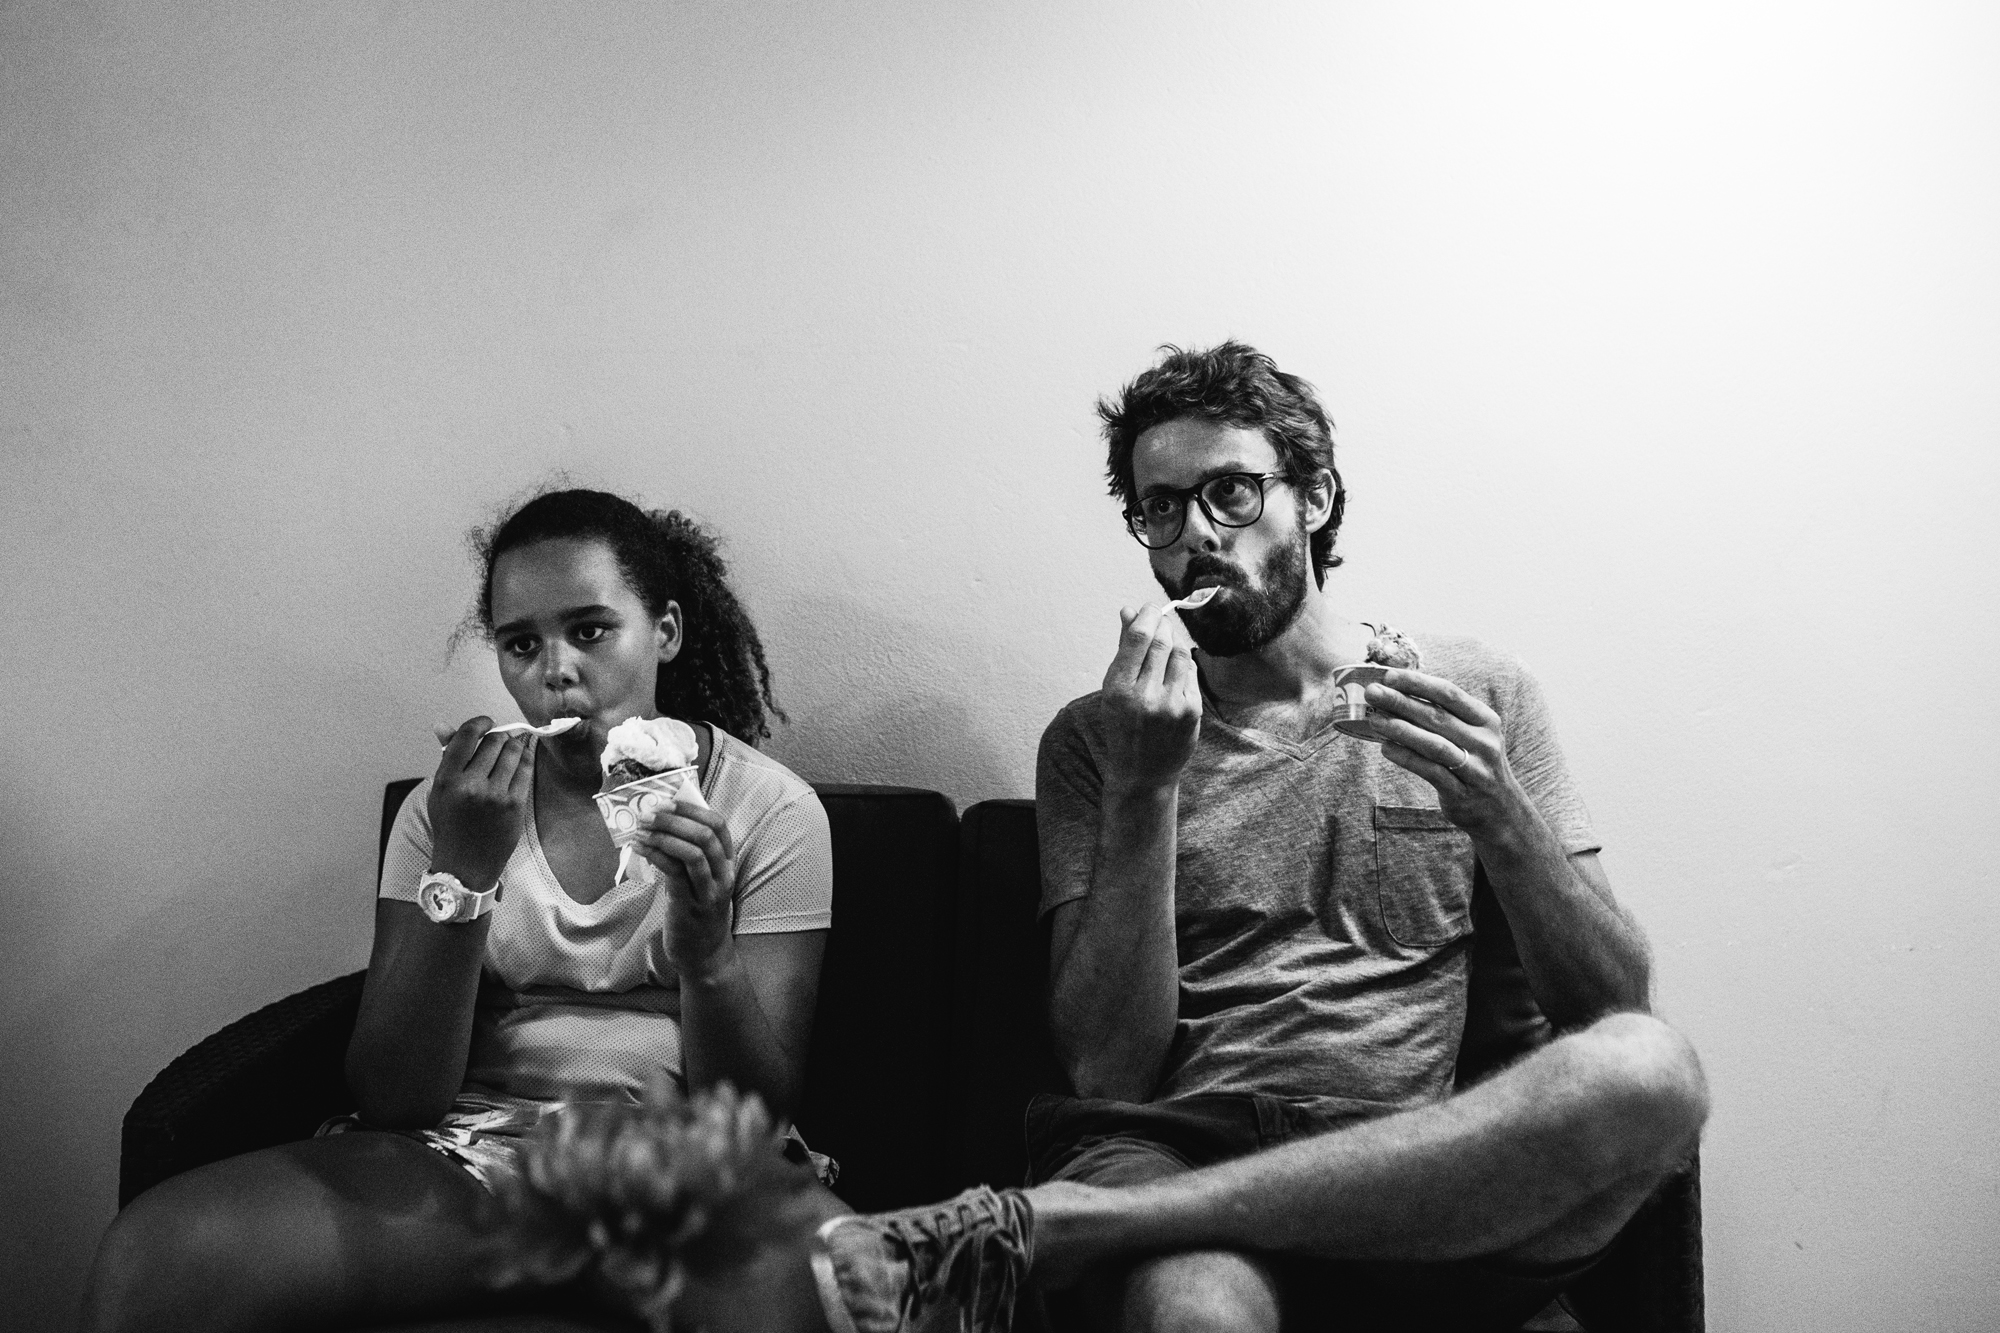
[1570, 1012, 1710, 1174]
[1120, 1249, 1281, 1333]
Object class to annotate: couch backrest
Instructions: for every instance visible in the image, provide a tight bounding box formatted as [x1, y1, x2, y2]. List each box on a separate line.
[375, 781, 1554, 1203]
[797, 785, 961, 1211]
[949, 799, 1067, 1193]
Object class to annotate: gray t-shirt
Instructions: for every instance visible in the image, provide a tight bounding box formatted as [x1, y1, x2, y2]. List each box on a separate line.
[1036, 632, 1599, 1118]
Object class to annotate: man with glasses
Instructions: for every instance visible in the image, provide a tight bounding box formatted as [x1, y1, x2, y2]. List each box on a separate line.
[1028, 342, 1708, 1330]
[467, 347, 1707, 1333]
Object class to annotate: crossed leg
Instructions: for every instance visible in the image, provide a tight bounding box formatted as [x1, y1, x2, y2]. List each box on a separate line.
[1024, 1012, 1709, 1330]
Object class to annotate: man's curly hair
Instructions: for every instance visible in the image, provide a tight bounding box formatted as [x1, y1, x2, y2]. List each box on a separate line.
[1099, 341, 1347, 585]
[474, 489, 786, 743]
[488, 1080, 815, 1331]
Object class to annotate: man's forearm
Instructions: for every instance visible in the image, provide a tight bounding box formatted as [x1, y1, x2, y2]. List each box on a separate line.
[1048, 785, 1183, 1101]
[1474, 805, 1651, 1026]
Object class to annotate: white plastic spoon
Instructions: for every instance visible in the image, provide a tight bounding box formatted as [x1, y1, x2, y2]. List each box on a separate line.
[1168, 586, 1220, 611]
[434, 717, 583, 747]
[487, 717, 583, 738]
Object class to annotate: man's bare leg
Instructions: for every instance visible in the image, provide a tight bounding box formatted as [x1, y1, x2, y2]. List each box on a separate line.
[1028, 1012, 1708, 1297]
[1106, 1249, 1282, 1333]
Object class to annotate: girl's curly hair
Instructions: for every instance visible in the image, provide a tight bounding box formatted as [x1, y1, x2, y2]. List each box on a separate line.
[474, 489, 786, 743]
[488, 1079, 814, 1330]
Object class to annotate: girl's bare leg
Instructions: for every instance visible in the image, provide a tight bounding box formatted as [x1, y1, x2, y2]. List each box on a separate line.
[79, 1132, 580, 1333]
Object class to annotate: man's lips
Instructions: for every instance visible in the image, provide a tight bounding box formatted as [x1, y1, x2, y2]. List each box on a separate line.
[1183, 569, 1239, 596]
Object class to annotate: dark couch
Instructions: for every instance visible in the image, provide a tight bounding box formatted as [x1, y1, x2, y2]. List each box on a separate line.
[119, 783, 1701, 1331]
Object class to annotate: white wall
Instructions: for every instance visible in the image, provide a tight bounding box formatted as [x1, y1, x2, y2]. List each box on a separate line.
[4, 1, 1996, 1327]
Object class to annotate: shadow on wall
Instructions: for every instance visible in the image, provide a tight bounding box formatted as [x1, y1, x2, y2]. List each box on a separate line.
[760, 586, 1029, 806]
[0, 768, 373, 1329]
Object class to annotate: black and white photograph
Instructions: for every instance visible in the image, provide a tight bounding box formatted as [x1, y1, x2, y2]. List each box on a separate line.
[3, 3, 1995, 1330]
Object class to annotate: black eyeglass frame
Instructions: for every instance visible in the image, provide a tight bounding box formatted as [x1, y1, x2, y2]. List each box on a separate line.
[1123, 472, 1285, 549]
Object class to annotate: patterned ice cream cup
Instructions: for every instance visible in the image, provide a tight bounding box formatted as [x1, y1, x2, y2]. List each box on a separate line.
[1331, 664, 1393, 742]
[592, 766, 702, 847]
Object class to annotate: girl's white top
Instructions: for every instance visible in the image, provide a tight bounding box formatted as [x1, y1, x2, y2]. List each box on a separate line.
[379, 727, 832, 1104]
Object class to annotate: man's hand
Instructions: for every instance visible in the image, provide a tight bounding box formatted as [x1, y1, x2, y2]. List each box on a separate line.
[427, 716, 534, 890]
[1365, 671, 1533, 839]
[1100, 603, 1201, 795]
[1368, 668, 1653, 1021]
[636, 798, 739, 986]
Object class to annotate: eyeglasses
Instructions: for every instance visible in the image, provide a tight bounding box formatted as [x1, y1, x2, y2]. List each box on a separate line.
[1124, 472, 1283, 549]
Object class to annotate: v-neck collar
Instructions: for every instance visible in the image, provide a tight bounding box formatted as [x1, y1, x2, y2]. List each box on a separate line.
[1197, 671, 1359, 763]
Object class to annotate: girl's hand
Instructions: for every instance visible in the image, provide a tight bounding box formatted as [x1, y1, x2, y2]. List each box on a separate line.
[427, 716, 534, 890]
[636, 799, 738, 984]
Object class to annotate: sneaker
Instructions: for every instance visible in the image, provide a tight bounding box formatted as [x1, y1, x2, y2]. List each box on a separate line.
[812, 1186, 1035, 1333]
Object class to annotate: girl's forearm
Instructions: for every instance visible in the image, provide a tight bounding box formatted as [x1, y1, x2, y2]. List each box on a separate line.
[676, 944, 803, 1118]
[345, 904, 490, 1127]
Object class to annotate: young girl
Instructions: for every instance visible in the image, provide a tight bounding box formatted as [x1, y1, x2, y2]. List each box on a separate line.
[82, 489, 838, 1333]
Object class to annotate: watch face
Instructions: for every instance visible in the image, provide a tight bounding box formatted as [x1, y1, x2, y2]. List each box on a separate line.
[420, 879, 460, 922]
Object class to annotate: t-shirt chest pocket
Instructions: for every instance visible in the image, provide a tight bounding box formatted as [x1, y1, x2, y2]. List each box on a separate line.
[1372, 804, 1476, 949]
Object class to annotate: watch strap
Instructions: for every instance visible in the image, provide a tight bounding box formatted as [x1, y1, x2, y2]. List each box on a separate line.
[418, 870, 500, 924]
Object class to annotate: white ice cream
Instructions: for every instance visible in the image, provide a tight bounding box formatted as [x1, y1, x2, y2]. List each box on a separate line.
[600, 716, 698, 777]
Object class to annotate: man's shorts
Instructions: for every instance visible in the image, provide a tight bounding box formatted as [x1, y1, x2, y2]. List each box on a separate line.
[1025, 1091, 1603, 1333]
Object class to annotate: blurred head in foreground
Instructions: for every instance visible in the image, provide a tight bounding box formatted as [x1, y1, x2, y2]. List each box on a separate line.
[489, 1079, 840, 1333]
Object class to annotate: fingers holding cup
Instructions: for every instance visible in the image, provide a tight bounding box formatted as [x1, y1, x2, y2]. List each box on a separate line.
[640, 803, 734, 902]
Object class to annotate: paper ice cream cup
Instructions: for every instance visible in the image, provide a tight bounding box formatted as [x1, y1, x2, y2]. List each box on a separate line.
[1331, 664, 1393, 742]
[593, 766, 703, 848]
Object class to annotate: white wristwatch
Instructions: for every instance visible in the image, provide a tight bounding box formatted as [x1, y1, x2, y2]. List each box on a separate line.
[417, 870, 499, 925]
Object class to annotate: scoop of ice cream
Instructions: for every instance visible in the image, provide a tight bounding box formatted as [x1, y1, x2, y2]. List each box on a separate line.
[600, 716, 697, 786]
[1363, 624, 1422, 671]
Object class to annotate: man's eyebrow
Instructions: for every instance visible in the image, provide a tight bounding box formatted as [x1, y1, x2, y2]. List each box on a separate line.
[492, 604, 621, 637]
[1138, 464, 1262, 498]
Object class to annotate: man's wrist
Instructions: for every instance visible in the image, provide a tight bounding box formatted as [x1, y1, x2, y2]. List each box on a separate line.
[1102, 778, 1179, 812]
[1465, 789, 1559, 864]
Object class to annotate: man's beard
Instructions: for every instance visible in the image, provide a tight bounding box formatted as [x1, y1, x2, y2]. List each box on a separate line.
[1165, 533, 1312, 657]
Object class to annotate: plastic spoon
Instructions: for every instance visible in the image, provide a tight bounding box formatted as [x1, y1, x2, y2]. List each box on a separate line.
[486, 717, 583, 738]
[434, 717, 583, 747]
[1168, 586, 1220, 611]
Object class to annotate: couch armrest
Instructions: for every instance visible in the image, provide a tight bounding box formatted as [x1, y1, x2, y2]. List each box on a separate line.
[119, 970, 367, 1206]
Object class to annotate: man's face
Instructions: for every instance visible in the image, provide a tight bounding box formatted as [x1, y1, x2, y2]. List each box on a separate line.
[1131, 417, 1315, 658]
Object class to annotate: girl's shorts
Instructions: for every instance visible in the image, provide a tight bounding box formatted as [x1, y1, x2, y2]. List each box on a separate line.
[317, 1090, 838, 1194]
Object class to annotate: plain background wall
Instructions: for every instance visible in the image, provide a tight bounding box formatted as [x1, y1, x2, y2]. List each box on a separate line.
[4, 1, 1996, 1327]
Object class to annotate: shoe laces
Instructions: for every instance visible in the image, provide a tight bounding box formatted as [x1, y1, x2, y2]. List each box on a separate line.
[877, 1187, 1031, 1333]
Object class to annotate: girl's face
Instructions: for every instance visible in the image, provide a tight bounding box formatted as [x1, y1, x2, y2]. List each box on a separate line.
[487, 537, 680, 739]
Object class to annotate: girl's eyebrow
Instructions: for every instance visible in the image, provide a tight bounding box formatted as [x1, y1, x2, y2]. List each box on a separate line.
[492, 604, 620, 637]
